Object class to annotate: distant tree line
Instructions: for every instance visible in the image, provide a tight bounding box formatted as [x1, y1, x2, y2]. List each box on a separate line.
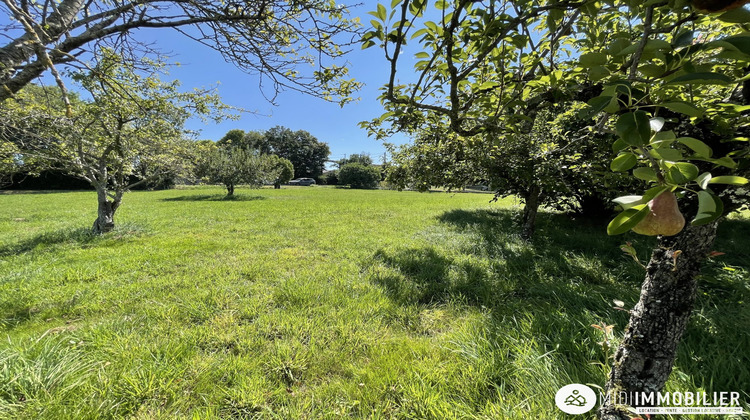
[3, 125, 328, 192]
[214, 127, 330, 181]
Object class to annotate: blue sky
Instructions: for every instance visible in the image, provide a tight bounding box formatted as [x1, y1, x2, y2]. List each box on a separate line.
[133, 2, 410, 164]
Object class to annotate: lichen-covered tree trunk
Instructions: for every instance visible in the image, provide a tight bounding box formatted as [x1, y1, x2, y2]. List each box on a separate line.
[92, 189, 120, 234]
[599, 222, 719, 419]
[520, 185, 541, 240]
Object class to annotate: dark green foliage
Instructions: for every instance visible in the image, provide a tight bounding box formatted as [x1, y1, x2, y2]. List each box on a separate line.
[213, 127, 330, 180]
[339, 163, 380, 189]
[216, 129, 247, 149]
[217, 130, 265, 152]
[321, 170, 339, 186]
[386, 104, 635, 216]
[272, 156, 294, 188]
[256, 126, 330, 179]
[337, 153, 373, 168]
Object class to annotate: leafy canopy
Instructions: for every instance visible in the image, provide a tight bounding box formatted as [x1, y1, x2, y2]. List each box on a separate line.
[2, 49, 231, 196]
[364, 0, 750, 235]
[0, 0, 362, 106]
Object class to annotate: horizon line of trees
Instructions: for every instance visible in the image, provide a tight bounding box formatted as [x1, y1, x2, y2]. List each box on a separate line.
[2, 124, 331, 192]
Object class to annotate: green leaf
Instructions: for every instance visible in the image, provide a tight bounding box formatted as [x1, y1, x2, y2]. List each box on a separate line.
[611, 138, 628, 152]
[676, 137, 712, 158]
[589, 65, 610, 82]
[650, 147, 683, 161]
[478, 81, 499, 90]
[644, 39, 672, 51]
[639, 64, 664, 78]
[643, 185, 670, 202]
[668, 72, 733, 85]
[666, 162, 699, 184]
[633, 166, 658, 181]
[722, 35, 750, 56]
[697, 190, 716, 213]
[613, 195, 645, 209]
[673, 30, 694, 48]
[377, 3, 388, 20]
[611, 153, 638, 172]
[692, 191, 724, 226]
[607, 38, 631, 55]
[712, 157, 737, 168]
[651, 130, 676, 147]
[616, 111, 651, 146]
[604, 96, 621, 113]
[662, 102, 703, 118]
[718, 7, 750, 24]
[580, 52, 608, 67]
[410, 28, 429, 40]
[586, 95, 613, 114]
[607, 205, 649, 235]
[696, 172, 712, 189]
[708, 175, 749, 186]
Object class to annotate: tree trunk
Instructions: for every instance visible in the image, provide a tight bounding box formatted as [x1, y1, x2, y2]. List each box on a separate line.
[599, 222, 719, 419]
[92, 190, 120, 234]
[226, 183, 235, 196]
[520, 185, 541, 240]
[274, 182, 281, 189]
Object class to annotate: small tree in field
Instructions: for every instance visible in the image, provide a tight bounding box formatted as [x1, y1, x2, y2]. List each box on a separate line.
[339, 163, 380, 189]
[2, 50, 229, 233]
[271, 156, 294, 189]
[203, 148, 281, 196]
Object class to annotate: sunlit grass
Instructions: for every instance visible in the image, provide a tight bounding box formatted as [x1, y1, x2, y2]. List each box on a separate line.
[0, 186, 748, 419]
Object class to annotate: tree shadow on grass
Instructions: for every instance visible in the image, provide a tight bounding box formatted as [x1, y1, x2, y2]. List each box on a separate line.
[160, 194, 266, 202]
[0, 189, 93, 195]
[0, 223, 146, 258]
[371, 208, 640, 316]
[367, 207, 750, 401]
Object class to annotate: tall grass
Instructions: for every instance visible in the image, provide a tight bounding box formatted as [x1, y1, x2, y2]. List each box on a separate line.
[0, 187, 747, 419]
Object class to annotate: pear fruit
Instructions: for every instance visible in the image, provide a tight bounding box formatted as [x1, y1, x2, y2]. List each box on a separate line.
[632, 191, 685, 236]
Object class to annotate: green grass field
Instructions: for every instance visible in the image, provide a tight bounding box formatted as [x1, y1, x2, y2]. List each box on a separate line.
[1, 186, 748, 419]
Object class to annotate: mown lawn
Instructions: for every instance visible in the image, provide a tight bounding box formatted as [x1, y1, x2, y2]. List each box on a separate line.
[0, 186, 748, 419]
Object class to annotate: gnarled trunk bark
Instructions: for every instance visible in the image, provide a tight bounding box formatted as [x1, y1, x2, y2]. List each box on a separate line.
[520, 185, 541, 241]
[599, 222, 719, 419]
[92, 189, 120, 234]
[226, 183, 235, 196]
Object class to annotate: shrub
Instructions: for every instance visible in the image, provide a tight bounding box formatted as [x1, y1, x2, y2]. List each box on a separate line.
[321, 170, 339, 186]
[339, 163, 380, 189]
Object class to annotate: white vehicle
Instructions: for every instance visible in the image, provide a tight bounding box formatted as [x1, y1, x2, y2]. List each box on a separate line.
[289, 178, 316, 186]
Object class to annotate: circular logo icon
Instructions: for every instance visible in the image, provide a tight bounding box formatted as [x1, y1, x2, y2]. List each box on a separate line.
[555, 384, 597, 414]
